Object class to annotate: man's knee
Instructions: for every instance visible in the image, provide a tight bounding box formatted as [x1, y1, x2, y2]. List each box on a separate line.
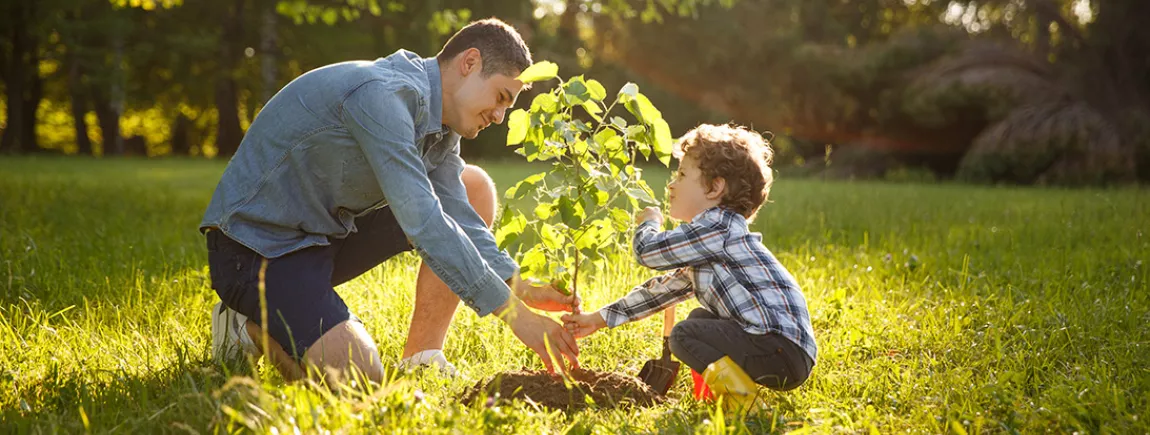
[461, 164, 497, 227]
[305, 320, 384, 384]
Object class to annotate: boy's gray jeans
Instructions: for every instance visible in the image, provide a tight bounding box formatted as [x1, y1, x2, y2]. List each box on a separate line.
[669, 308, 814, 391]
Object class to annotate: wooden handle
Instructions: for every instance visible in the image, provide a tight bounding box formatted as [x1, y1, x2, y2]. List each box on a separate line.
[662, 307, 675, 337]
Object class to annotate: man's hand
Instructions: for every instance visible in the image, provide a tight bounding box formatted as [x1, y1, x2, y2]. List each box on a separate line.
[514, 278, 582, 313]
[561, 311, 608, 339]
[496, 296, 580, 373]
[636, 206, 664, 227]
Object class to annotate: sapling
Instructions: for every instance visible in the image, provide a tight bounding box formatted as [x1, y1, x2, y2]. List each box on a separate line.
[496, 61, 674, 310]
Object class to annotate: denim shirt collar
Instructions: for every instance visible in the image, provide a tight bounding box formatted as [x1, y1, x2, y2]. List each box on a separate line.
[421, 56, 450, 137]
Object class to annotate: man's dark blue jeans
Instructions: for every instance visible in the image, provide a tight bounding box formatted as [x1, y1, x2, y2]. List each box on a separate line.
[206, 206, 411, 360]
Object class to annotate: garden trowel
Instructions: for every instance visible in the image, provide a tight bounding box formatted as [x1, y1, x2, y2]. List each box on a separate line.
[637, 307, 681, 395]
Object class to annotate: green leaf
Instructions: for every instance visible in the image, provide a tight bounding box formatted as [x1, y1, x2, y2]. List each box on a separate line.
[523, 172, 546, 185]
[604, 136, 624, 152]
[610, 209, 631, 232]
[594, 129, 618, 148]
[534, 202, 554, 219]
[581, 101, 602, 121]
[520, 246, 547, 276]
[580, 187, 599, 213]
[625, 93, 662, 124]
[517, 61, 559, 83]
[540, 223, 562, 250]
[506, 109, 529, 145]
[619, 82, 639, 98]
[593, 220, 617, 249]
[552, 274, 570, 295]
[595, 190, 609, 206]
[572, 120, 593, 133]
[608, 152, 627, 176]
[638, 179, 659, 204]
[652, 118, 673, 166]
[505, 172, 546, 199]
[495, 211, 526, 250]
[626, 185, 657, 205]
[586, 79, 607, 101]
[523, 140, 540, 162]
[558, 196, 585, 228]
[572, 139, 588, 155]
[574, 225, 599, 251]
[611, 116, 628, 130]
[595, 174, 618, 193]
[563, 78, 590, 105]
[637, 142, 652, 159]
[531, 93, 559, 114]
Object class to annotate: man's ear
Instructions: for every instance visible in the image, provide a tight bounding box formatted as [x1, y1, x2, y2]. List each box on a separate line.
[707, 177, 727, 200]
[460, 48, 482, 76]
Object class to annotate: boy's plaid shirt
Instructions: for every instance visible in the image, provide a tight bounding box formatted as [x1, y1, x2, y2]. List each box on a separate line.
[600, 206, 818, 363]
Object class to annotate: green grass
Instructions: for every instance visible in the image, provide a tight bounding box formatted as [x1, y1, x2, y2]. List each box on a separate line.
[1, 156, 1147, 433]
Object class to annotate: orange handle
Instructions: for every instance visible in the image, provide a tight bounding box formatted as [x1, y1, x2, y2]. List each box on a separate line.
[662, 307, 675, 337]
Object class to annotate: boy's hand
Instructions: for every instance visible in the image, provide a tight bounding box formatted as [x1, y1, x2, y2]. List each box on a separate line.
[561, 311, 608, 339]
[636, 207, 664, 226]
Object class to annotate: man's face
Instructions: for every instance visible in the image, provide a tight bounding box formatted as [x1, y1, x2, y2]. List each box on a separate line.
[447, 66, 524, 139]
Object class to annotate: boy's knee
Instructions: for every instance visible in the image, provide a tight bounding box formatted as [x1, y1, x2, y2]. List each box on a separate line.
[461, 164, 497, 227]
[668, 322, 693, 355]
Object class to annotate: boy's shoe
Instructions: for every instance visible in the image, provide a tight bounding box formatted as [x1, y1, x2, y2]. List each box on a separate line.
[702, 356, 764, 413]
[399, 349, 458, 376]
[691, 368, 714, 400]
[211, 302, 258, 364]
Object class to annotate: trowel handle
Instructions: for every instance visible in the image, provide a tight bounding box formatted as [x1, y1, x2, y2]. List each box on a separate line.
[662, 307, 676, 338]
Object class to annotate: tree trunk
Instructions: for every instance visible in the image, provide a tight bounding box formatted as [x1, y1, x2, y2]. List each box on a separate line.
[260, 0, 278, 104]
[1, 1, 29, 153]
[215, 75, 242, 157]
[106, 32, 125, 155]
[68, 45, 93, 156]
[215, 0, 244, 157]
[20, 46, 42, 153]
[92, 93, 121, 157]
[171, 114, 192, 156]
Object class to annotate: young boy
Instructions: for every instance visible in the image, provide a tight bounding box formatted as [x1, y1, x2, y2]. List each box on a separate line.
[562, 124, 817, 410]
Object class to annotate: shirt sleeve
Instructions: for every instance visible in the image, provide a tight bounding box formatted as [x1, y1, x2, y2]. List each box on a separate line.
[599, 268, 695, 327]
[632, 212, 727, 271]
[427, 150, 519, 281]
[342, 81, 509, 316]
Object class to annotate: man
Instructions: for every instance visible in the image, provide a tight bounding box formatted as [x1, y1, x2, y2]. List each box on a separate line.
[201, 18, 579, 383]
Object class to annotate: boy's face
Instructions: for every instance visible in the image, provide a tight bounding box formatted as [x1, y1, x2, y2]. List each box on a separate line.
[667, 156, 722, 222]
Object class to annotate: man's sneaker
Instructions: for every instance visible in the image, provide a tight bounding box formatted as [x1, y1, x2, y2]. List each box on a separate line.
[211, 302, 258, 364]
[400, 349, 458, 376]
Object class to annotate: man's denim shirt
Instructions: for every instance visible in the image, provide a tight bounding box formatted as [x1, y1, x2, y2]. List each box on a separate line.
[201, 50, 516, 316]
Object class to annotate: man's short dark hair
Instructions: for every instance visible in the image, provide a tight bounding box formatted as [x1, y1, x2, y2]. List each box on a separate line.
[436, 18, 532, 78]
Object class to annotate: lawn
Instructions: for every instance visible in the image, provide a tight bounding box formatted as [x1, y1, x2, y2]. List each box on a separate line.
[1, 156, 1147, 433]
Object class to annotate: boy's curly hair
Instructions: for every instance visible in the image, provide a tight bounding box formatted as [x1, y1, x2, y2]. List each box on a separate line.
[673, 124, 774, 222]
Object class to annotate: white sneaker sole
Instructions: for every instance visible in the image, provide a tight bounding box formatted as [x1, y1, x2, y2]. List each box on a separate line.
[211, 302, 250, 364]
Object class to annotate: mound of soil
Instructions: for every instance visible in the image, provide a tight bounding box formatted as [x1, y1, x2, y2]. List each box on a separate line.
[461, 369, 665, 410]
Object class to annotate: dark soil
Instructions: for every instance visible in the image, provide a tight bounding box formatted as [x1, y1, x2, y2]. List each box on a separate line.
[461, 369, 665, 410]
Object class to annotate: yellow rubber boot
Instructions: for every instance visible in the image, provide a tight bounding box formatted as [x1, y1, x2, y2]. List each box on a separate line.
[702, 356, 761, 412]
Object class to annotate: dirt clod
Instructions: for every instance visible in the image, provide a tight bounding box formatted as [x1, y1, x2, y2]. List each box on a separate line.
[462, 369, 665, 410]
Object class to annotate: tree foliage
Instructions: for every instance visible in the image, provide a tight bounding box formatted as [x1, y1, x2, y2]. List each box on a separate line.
[1, 0, 1146, 184]
[495, 61, 671, 295]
